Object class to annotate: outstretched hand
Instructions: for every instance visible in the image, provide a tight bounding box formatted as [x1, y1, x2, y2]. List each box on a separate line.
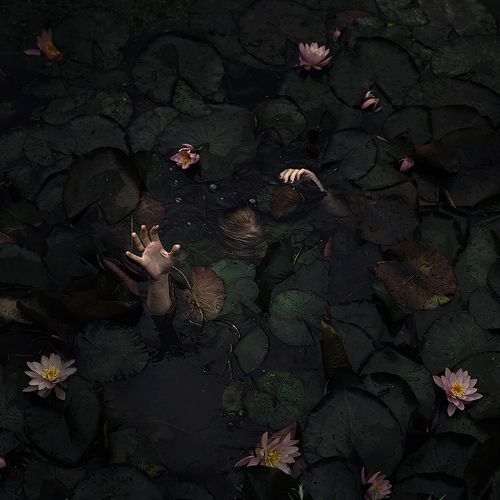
[278, 168, 326, 192]
[125, 225, 181, 281]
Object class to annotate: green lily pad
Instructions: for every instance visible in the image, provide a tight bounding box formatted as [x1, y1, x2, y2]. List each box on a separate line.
[55, 8, 129, 68]
[234, 327, 269, 374]
[362, 373, 419, 432]
[321, 129, 377, 181]
[127, 107, 178, 153]
[255, 97, 306, 145]
[76, 321, 149, 383]
[132, 35, 224, 103]
[347, 182, 418, 245]
[421, 311, 500, 373]
[469, 288, 500, 330]
[24, 376, 100, 465]
[160, 105, 256, 181]
[63, 148, 141, 224]
[24, 459, 84, 500]
[269, 289, 328, 346]
[239, 0, 326, 66]
[301, 458, 362, 500]
[209, 258, 259, 315]
[395, 434, 478, 481]
[0, 244, 49, 290]
[303, 387, 403, 474]
[72, 465, 163, 500]
[361, 347, 435, 417]
[329, 38, 419, 107]
[244, 371, 322, 428]
[172, 79, 212, 117]
[455, 227, 499, 297]
[383, 106, 432, 144]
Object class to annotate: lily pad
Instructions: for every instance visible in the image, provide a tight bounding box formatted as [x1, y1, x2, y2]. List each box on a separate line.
[303, 386, 403, 474]
[239, 0, 326, 66]
[347, 182, 418, 245]
[55, 8, 129, 68]
[72, 465, 163, 500]
[375, 240, 457, 310]
[395, 434, 478, 481]
[329, 38, 419, 107]
[269, 289, 328, 346]
[469, 288, 500, 330]
[321, 129, 377, 180]
[383, 106, 432, 144]
[361, 347, 435, 417]
[301, 458, 362, 500]
[24, 376, 100, 465]
[209, 259, 258, 315]
[244, 371, 322, 428]
[159, 105, 256, 181]
[126, 107, 178, 153]
[0, 244, 49, 290]
[178, 266, 225, 322]
[132, 35, 224, 103]
[234, 326, 269, 374]
[63, 148, 141, 224]
[76, 321, 148, 383]
[255, 97, 306, 145]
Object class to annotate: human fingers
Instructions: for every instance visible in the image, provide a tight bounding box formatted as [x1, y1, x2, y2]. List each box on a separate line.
[169, 243, 181, 258]
[140, 225, 152, 246]
[280, 169, 294, 183]
[289, 169, 301, 183]
[125, 251, 142, 264]
[131, 232, 145, 252]
[150, 224, 161, 242]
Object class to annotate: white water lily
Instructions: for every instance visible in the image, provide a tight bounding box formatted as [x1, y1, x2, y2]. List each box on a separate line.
[23, 353, 77, 401]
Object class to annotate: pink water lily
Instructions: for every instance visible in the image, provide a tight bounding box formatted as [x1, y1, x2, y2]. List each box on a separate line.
[169, 143, 200, 169]
[361, 90, 382, 112]
[433, 367, 483, 417]
[24, 29, 64, 61]
[333, 27, 342, 42]
[23, 353, 77, 401]
[361, 467, 392, 500]
[0, 457, 6, 469]
[398, 156, 414, 173]
[298, 42, 332, 70]
[235, 431, 300, 474]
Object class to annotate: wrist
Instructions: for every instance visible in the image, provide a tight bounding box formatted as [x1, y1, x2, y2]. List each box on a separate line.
[148, 272, 171, 284]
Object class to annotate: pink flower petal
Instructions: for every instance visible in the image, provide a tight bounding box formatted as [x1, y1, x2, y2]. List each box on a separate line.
[24, 48, 42, 56]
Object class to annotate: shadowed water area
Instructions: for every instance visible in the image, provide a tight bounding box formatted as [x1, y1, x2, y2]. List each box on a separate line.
[1, 1, 500, 499]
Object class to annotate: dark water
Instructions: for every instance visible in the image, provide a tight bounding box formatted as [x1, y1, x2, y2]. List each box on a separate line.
[1, 1, 500, 499]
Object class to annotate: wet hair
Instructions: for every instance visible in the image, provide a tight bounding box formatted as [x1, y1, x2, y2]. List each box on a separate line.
[217, 206, 263, 257]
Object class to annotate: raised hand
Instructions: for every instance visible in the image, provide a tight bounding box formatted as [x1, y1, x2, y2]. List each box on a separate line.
[278, 168, 326, 192]
[125, 225, 181, 281]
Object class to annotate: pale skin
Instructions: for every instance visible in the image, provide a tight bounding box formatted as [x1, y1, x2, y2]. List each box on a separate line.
[278, 168, 350, 217]
[125, 224, 181, 316]
[128, 169, 345, 316]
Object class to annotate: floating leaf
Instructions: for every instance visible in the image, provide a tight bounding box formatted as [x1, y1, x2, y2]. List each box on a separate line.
[320, 321, 350, 380]
[269, 289, 327, 346]
[0, 244, 49, 290]
[347, 182, 418, 245]
[159, 105, 256, 181]
[469, 288, 500, 330]
[24, 376, 100, 465]
[270, 186, 304, 221]
[76, 321, 149, 383]
[209, 259, 258, 315]
[234, 327, 269, 374]
[244, 371, 322, 428]
[361, 347, 435, 417]
[321, 129, 377, 180]
[72, 465, 163, 500]
[303, 387, 403, 474]
[222, 382, 243, 415]
[63, 148, 141, 224]
[375, 240, 457, 310]
[255, 97, 306, 145]
[178, 266, 225, 323]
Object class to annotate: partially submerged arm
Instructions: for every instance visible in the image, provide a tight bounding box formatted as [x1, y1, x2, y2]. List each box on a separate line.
[125, 224, 181, 316]
[278, 168, 351, 217]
